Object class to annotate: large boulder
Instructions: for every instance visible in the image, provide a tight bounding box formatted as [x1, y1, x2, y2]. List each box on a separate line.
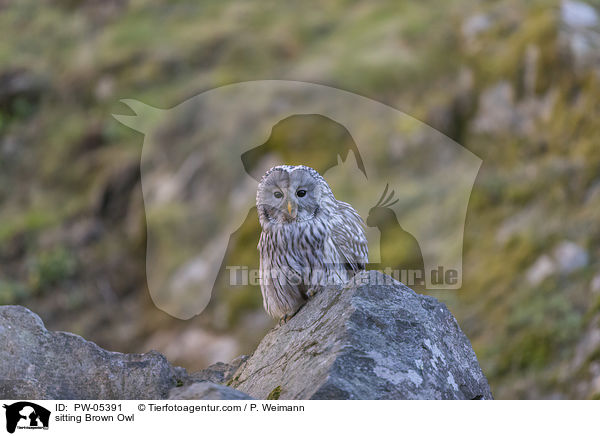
[0, 270, 492, 400]
[229, 271, 492, 399]
[0, 305, 186, 399]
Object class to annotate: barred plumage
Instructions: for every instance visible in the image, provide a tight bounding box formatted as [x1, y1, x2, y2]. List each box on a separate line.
[256, 165, 368, 322]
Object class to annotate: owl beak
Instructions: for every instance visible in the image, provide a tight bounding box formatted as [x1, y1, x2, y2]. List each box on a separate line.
[287, 200, 297, 219]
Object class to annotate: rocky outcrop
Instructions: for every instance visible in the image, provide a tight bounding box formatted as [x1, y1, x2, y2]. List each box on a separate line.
[0, 306, 187, 399]
[168, 382, 252, 399]
[0, 271, 492, 400]
[0, 305, 253, 400]
[228, 271, 492, 399]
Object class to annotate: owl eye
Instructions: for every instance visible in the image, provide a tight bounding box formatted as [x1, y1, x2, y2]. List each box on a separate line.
[296, 189, 307, 197]
[274, 191, 283, 199]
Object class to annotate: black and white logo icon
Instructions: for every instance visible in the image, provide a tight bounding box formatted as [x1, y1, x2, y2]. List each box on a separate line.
[3, 402, 50, 434]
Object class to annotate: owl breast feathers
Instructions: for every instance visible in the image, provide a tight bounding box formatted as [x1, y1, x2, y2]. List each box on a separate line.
[256, 165, 368, 321]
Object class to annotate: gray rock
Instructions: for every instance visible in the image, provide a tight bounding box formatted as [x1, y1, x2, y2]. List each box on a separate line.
[187, 355, 249, 385]
[1, 272, 492, 400]
[472, 81, 556, 137]
[560, 1, 600, 71]
[472, 82, 516, 135]
[229, 271, 492, 400]
[0, 305, 186, 399]
[591, 273, 600, 294]
[526, 254, 555, 285]
[525, 241, 588, 285]
[461, 14, 492, 42]
[169, 382, 253, 400]
[554, 241, 588, 274]
[562, 1, 598, 28]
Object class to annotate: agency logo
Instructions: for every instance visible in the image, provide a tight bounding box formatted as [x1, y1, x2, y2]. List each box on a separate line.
[113, 80, 481, 319]
[2, 402, 50, 434]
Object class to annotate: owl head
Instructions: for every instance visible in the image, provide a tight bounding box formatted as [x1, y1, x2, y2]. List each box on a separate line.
[256, 165, 332, 226]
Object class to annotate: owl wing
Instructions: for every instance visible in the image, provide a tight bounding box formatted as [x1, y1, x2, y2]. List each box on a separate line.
[330, 200, 369, 272]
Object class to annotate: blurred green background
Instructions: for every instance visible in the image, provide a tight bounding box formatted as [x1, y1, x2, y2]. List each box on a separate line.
[1, 0, 600, 399]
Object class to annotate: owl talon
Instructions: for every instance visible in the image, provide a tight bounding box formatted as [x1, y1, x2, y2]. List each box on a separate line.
[278, 305, 304, 326]
[306, 288, 318, 298]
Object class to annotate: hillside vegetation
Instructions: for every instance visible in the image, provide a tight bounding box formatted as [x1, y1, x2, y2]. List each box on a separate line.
[1, 0, 599, 398]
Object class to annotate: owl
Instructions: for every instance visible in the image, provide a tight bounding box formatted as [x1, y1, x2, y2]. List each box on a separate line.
[256, 165, 369, 324]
